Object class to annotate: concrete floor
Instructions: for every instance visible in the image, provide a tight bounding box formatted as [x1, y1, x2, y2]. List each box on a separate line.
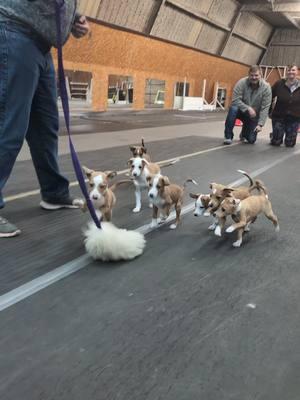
[1, 109, 300, 400]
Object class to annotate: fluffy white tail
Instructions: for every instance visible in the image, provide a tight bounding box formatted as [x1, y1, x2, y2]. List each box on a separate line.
[84, 222, 146, 261]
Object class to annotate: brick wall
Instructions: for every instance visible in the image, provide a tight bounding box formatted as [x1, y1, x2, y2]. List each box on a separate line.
[54, 21, 249, 111]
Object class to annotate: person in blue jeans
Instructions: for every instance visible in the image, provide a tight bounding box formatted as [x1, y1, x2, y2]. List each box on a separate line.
[224, 65, 272, 145]
[0, 1, 90, 238]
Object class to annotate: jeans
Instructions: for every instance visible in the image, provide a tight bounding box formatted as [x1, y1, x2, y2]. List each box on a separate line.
[270, 118, 299, 147]
[0, 21, 69, 209]
[224, 105, 259, 144]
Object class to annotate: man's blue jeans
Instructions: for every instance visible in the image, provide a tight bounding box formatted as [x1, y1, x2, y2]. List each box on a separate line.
[224, 105, 259, 144]
[0, 22, 69, 209]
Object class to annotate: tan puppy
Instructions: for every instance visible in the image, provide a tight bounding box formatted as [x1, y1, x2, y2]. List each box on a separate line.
[215, 185, 279, 247]
[205, 170, 258, 217]
[130, 138, 151, 162]
[147, 175, 196, 229]
[82, 166, 131, 221]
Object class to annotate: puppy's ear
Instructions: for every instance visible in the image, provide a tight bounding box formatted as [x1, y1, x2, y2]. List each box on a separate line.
[105, 171, 117, 179]
[82, 166, 94, 178]
[189, 193, 199, 199]
[162, 176, 170, 186]
[202, 196, 211, 207]
[221, 188, 234, 197]
[127, 158, 134, 166]
[141, 159, 148, 168]
[142, 147, 147, 154]
[130, 146, 136, 152]
[210, 183, 218, 194]
[233, 198, 241, 205]
[146, 175, 152, 182]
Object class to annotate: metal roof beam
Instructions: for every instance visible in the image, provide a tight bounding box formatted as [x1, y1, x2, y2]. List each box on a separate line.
[166, 0, 231, 32]
[146, 0, 167, 35]
[282, 13, 300, 29]
[219, 9, 243, 56]
[242, 4, 300, 13]
[166, 0, 266, 49]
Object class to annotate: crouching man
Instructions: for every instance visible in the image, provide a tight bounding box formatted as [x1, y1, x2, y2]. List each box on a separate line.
[224, 65, 272, 145]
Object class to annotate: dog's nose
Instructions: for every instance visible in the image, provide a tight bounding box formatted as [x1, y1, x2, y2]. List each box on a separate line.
[133, 173, 137, 177]
[194, 213, 198, 217]
[213, 212, 216, 217]
[149, 193, 154, 198]
[92, 195, 98, 200]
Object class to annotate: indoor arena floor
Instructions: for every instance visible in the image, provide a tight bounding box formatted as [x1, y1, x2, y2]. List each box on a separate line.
[1, 109, 300, 400]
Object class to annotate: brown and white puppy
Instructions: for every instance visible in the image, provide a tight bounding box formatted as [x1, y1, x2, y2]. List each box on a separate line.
[82, 166, 130, 221]
[189, 193, 218, 231]
[128, 157, 161, 213]
[215, 186, 279, 247]
[189, 193, 211, 216]
[147, 175, 195, 229]
[130, 138, 151, 162]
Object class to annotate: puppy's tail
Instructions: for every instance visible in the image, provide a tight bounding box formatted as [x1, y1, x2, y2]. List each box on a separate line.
[237, 169, 254, 187]
[252, 179, 268, 196]
[109, 180, 133, 192]
[158, 158, 180, 168]
[183, 178, 198, 189]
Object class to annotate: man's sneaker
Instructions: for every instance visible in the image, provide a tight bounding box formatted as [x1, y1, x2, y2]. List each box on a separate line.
[223, 138, 232, 145]
[0, 216, 21, 238]
[40, 196, 84, 210]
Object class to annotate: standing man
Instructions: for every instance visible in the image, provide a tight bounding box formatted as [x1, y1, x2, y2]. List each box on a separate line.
[224, 65, 272, 145]
[270, 63, 300, 147]
[0, 0, 90, 238]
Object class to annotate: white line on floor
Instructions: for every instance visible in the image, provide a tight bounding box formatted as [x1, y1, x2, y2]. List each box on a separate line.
[1, 149, 298, 312]
[174, 114, 207, 119]
[4, 143, 238, 203]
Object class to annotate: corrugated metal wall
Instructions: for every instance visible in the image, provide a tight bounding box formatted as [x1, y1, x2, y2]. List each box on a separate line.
[78, 0, 274, 65]
[262, 29, 300, 65]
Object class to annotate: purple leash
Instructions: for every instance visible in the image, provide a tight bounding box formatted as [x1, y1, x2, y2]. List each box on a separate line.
[55, 0, 101, 229]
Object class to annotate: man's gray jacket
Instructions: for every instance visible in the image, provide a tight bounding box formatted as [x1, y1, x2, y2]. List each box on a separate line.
[231, 77, 272, 126]
[0, 0, 78, 47]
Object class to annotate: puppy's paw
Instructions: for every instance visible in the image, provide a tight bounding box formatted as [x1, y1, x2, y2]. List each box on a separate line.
[214, 225, 222, 237]
[133, 207, 141, 213]
[233, 239, 242, 248]
[150, 219, 158, 228]
[208, 223, 217, 231]
[275, 225, 280, 233]
[74, 199, 85, 208]
[149, 203, 153, 209]
[170, 224, 177, 230]
[244, 225, 251, 232]
[226, 226, 235, 233]
[80, 202, 87, 212]
[159, 216, 167, 224]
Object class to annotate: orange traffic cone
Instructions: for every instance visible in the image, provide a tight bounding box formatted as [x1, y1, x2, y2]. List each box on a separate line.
[235, 119, 243, 126]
